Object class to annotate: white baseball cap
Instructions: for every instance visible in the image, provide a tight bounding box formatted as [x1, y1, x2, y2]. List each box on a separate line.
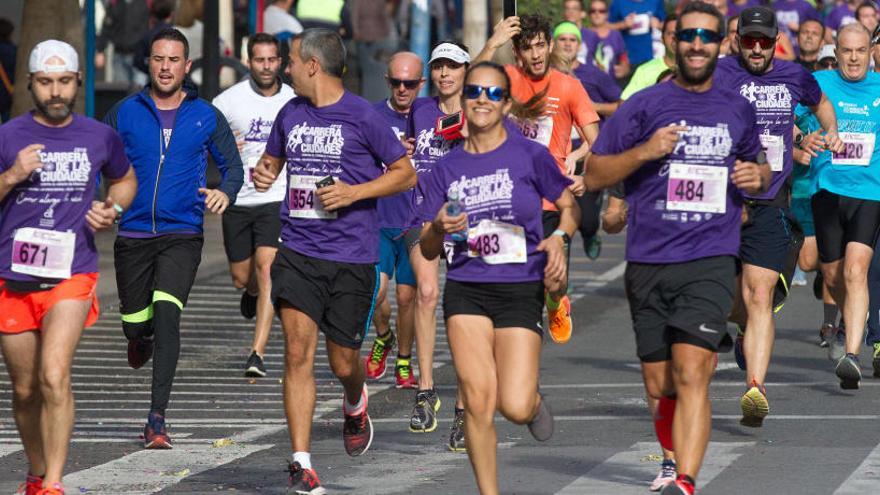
[429, 43, 471, 65]
[29, 39, 79, 74]
[817, 44, 836, 62]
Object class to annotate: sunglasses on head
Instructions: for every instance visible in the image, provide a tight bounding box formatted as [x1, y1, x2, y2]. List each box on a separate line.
[676, 28, 724, 44]
[740, 35, 776, 50]
[387, 77, 421, 89]
[463, 84, 508, 101]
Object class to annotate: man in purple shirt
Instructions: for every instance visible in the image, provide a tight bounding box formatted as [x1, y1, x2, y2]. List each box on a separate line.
[0, 40, 136, 495]
[713, 6, 842, 430]
[252, 29, 416, 494]
[586, 3, 770, 493]
[771, 0, 821, 49]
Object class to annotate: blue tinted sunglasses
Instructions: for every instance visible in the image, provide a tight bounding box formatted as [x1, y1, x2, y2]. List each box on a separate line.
[676, 28, 724, 44]
[463, 84, 508, 101]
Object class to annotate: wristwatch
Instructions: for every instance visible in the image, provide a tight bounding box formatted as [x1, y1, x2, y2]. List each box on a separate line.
[794, 133, 805, 148]
[552, 229, 571, 244]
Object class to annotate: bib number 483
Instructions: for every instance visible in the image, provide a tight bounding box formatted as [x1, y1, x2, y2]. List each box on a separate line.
[469, 233, 501, 257]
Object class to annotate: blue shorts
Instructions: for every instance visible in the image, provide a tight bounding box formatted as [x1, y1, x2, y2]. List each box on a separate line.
[379, 228, 416, 286]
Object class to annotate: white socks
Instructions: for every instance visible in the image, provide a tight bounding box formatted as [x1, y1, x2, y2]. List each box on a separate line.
[293, 451, 311, 470]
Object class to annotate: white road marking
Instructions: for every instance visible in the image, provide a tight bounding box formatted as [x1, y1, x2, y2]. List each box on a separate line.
[834, 441, 880, 494]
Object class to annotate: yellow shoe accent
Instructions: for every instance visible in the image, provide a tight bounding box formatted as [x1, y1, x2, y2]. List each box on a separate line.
[740, 385, 769, 428]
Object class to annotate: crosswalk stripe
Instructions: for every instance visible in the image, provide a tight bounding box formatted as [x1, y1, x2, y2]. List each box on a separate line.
[0, 444, 22, 459]
[554, 441, 754, 494]
[833, 441, 880, 494]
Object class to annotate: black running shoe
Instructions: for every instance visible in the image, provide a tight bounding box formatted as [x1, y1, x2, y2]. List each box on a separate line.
[288, 461, 325, 495]
[836, 353, 861, 390]
[448, 408, 466, 452]
[409, 389, 441, 433]
[240, 292, 257, 320]
[244, 351, 266, 377]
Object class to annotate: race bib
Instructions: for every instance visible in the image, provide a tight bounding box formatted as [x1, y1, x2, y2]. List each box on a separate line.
[11, 228, 75, 279]
[832, 132, 875, 167]
[759, 134, 784, 172]
[245, 156, 259, 185]
[519, 116, 553, 147]
[666, 163, 728, 214]
[630, 13, 651, 35]
[467, 220, 527, 265]
[288, 175, 338, 219]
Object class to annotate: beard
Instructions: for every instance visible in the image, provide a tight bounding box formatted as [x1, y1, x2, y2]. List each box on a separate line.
[252, 70, 278, 90]
[33, 94, 74, 123]
[676, 47, 718, 85]
[741, 51, 772, 75]
[151, 73, 185, 98]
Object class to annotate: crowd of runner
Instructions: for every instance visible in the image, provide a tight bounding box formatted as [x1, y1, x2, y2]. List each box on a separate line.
[0, 1, 879, 494]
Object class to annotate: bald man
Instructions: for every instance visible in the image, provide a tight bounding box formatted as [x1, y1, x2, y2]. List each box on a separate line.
[363, 52, 425, 389]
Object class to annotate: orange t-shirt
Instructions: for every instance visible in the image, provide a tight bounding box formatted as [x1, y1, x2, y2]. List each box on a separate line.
[505, 66, 599, 210]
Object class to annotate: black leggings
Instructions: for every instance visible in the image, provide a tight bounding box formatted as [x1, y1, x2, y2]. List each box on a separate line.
[577, 190, 603, 242]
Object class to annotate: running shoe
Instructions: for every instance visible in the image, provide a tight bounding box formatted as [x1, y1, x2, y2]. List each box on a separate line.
[650, 459, 677, 492]
[584, 235, 602, 260]
[660, 476, 695, 495]
[448, 408, 466, 452]
[527, 393, 554, 441]
[35, 484, 64, 495]
[287, 461, 325, 495]
[873, 343, 880, 379]
[17, 473, 43, 495]
[143, 411, 172, 449]
[127, 336, 154, 369]
[828, 327, 846, 362]
[740, 381, 769, 428]
[734, 325, 747, 371]
[343, 386, 373, 456]
[240, 291, 257, 320]
[409, 389, 441, 433]
[548, 295, 573, 344]
[394, 358, 417, 389]
[244, 351, 266, 378]
[791, 267, 807, 286]
[818, 323, 834, 348]
[364, 331, 396, 380]
[836, 353, 861, 390]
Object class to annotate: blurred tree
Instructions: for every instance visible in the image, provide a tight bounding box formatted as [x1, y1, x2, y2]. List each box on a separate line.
[12, 0, 85, 117]
[517, 0, 565, 20]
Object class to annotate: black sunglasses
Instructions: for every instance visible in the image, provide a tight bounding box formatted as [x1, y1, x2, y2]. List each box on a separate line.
[676, 28, 724, 44]
[388, 77, 421, 89]
[463, 84, 508, 101]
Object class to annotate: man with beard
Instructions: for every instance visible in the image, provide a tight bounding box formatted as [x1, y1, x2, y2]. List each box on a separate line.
[713, 7, 842, 426]
[104, 28, 243, 449]
[585, 4, 770, 493]
[805, 23, 880, 386]
[476, 13, 600, 345]
[212, 33, 295, 378]
[0, 40, 137, 494]
[795, 18, 825, 71]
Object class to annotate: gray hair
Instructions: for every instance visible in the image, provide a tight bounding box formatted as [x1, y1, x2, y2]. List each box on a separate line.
[295, 29, 346, 78]
[836, 22, 871, 46]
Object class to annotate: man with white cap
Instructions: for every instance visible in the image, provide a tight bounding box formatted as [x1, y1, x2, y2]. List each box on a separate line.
[0, 39, 137, 495]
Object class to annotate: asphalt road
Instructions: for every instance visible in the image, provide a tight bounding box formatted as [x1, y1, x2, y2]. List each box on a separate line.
[2, 220, 880, 494]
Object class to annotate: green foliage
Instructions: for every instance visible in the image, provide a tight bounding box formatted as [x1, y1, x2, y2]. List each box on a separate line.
[516, 0, 568, 24]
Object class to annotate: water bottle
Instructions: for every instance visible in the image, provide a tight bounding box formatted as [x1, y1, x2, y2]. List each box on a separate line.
[447, 190, 466, 242]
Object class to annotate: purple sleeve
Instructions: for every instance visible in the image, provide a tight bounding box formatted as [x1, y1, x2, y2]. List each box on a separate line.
[405, 100, 418, 139]
[591, 96, 646, 155]
[102, 129, 131, 180]
[361, 108, 407, 167]
[416, 160, 445, 223]
[264, 106, 287, 158]
[0, 131, 9, 173]
[802, 3, 821, 22]
[735, 103, 763, 162]
[599, 71, 623, 101]
[531, 145, 572, 203]
[798, 66, 822, 108]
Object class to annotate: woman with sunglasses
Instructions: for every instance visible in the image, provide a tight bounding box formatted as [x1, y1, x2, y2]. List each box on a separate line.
[418, 61, 578, 495]
[587, 0, 631, 79]
[402, 40, 470, 450]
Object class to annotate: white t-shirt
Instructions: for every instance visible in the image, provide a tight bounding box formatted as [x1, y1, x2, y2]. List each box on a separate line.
[213, 78, 295, 206]
[263, 4, 304, 35]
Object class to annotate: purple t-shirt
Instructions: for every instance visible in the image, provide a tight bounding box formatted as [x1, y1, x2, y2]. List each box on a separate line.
[158, 108, 176, 152]
[417, 136, 571, 283]
[407, 96, 461, 225]
[590, 29, 627, 76]
[728, 0, 761, 18]
[0, 113, 130, 282]
[825, 5, 857, 33]
[772, 0, 821, 48]
[580, 28, 600, 66]
[573, 62, 622, 129]
[714, 56, 822, 200]
[591, 81, 763, 264]
[264, 92, 407, 264]
[372, 99, 413, 229]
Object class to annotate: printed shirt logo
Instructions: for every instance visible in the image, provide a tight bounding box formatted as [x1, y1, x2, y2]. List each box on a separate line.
[739, 82, 793, 111]
[449, 169, 516, 214]
[286, 123, 345, 156]
[415, 128, 452, 159]
[35, 148, 93, 184]
[838, 101, 871, 117]
[244, 117, 274, 143]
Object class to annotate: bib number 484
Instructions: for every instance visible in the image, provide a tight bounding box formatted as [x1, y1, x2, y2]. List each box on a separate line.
[673, 180, 705, 202]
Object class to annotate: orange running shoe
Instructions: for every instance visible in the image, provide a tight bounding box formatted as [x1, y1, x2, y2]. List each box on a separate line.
[548, 295, 572, 344]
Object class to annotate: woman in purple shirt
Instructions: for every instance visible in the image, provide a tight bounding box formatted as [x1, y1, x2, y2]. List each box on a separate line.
[418, 61, 578, 495]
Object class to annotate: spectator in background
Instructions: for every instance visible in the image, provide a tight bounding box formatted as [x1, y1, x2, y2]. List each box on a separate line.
[795, 18, 824, 71]
[562, 0, 600, 66]
[608, 0, 666, 68]
[95, 0, 150, 85]
[857, 2, 879, 33]
[771, 0, 820, 50]
[0, 18, 14, 122]
[134, 0, 177, 76]
[263, 0, 304, 36]
[353, 0, 398, 102]
[825, 0, 861, 42]
[729, 0, 761, 18]
[587, 0, 631, 79]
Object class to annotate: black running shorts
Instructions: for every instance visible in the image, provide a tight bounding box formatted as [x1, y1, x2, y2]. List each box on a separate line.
[625, 256, 736, 363]
[221, 202, 282, 263]
[443, 280, 545, 335]
[812, 189, 880, 263]
[740, 204, 803, 274]
[271, 246, 379, 349]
